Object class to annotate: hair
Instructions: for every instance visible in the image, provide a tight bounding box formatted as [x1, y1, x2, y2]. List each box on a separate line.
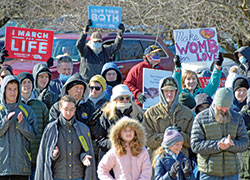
[59, 95, 76, 109]
[58, 56, 73, 66]
[116, 125, 142, 157]
[0, 64, 13, 75]
[181, 70, 201, 89]
[152, 146, 167, 168]
[229, 66, 238, 73]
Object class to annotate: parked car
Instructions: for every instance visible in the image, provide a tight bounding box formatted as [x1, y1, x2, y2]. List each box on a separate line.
[3, 32, 175, 79]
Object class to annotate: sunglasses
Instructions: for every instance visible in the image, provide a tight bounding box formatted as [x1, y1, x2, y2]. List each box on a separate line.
[117, 96, 131, 101]
[89, 86, 102, 91]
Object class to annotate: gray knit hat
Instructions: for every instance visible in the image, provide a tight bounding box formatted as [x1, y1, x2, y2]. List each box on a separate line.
[213, 88, 233, 107]
[161, 127, 184, 148]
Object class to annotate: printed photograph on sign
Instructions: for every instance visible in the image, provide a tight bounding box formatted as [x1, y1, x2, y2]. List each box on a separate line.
[88, 5, 122, 29]
[4, 26, 54, 61]
[173, 27, 219, 63]
[143, 68, 172, 109]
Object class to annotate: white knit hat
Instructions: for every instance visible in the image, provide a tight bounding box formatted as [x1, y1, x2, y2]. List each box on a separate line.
[110, 84, 133, 101]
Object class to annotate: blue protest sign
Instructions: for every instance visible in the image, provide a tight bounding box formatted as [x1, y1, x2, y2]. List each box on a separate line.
[88, 5, 122, 29]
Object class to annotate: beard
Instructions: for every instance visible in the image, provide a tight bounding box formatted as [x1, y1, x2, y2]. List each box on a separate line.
[215, 108, 231, 124]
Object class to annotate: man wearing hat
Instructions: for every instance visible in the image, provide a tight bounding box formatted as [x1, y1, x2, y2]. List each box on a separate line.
[191, 87, 249, 179]
[124, 45, 165, 107]
[231, 76, 249, 112]
[77, 19, 125, 82]
[49, 73, 95, 126]
[143, 76, 193, 157]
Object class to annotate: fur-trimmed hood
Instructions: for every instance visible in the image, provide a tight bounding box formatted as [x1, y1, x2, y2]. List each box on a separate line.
[109, 117, 146, 153]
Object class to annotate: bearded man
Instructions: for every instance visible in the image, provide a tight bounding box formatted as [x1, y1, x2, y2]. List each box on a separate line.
[191, 87, 249, 180]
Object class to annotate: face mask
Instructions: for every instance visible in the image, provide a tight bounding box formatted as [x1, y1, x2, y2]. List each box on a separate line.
[88, 42, 102, 54]
[92, 42, 102, 49]
[116, 102, 131, 113]
[151, 54, 161, 61]
[59, 74, 71, 83]
[240, 56, 247, 64]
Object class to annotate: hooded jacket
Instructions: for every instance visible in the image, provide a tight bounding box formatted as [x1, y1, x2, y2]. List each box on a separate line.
[97, 117, 152, 180]
[35, 116, 97, 180]
[231, 76, 249, 112]
[234, 46, 250, 80]
[0, 75, 37, 176]
[191, 105, 249, 177]
[32, 63, 59, 109]
[101, 62, 122, 100]
[143, 77, 193, 156]
[49, 73, 95, 125]
[77, 32, 123, 82]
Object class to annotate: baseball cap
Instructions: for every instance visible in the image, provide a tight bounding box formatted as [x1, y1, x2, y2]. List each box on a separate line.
[90, 32, 102, 42]
[161, 78, 178, 90]
[144, 45, 162, 56]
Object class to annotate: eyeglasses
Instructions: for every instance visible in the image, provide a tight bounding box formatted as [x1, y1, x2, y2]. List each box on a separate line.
[117, 96, 131, 101]
[89, 86, 102, 91]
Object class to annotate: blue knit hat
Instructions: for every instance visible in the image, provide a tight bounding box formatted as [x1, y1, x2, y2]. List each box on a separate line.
[161, 127, 184, 148]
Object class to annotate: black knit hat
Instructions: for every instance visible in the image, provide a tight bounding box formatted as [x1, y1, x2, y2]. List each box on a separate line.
[66, 80, 86, 93]
[179, 92, 196, 109]
[233, 78, 249, 92]
[16, 72, 34, 88]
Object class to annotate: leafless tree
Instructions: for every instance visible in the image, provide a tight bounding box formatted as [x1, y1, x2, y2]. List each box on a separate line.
[0, 0, 249, 54]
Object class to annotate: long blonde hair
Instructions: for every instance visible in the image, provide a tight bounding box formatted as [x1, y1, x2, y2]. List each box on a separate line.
[152, 146, 167, 168]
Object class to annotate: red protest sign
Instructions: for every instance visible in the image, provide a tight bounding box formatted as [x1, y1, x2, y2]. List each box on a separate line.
[5, 26, 54, 61]
[199, 77, 226, 88]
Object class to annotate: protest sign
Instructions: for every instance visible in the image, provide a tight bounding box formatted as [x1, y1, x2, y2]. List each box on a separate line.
[199, 77, 226, 88]
[143, 68, 172, 109]
[5, 26, 54, 61]
[173, 27, 219, 63]
[88, 5, 122, 29]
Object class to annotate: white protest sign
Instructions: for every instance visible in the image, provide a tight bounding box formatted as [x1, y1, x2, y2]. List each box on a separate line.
[143, 68, 172, 110]
[173, 28, 219, 63]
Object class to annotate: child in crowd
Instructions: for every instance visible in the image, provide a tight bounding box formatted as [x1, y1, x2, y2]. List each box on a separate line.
[153, 127, 194, 180]
[97, 117, 152, 180]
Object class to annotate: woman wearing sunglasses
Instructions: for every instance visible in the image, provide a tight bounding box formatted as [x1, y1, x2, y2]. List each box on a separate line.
[91, 84, 143, 164]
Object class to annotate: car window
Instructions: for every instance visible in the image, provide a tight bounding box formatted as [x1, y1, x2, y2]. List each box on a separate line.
[52, 39, 80, 62]
[140, 40, 167, 57]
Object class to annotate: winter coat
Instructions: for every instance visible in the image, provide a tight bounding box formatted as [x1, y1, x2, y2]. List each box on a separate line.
[240, 105, 250, 179]
[77, 32, 123, 82]
[35, 116, 97, 180]
[154, 151, 194, 180]
[173, 66, 222, 98]
[49, 73, 95, 125]
[191, 105, 249, 177]
[87, 92, 108, 111]
[231, 76, 249, 112]
[22, 97, 49, 167]
[97, 117, 152, 180]
[124, 60, 165, 107]
[101, 62, 122, 100]
[0, 75, 37, 176]
[92, 102, 144, 162]
[234, 46, 250, 81]
[143, 77, 193, 156]
[48, 78, 64, 95]
[33, 63, 59, 109]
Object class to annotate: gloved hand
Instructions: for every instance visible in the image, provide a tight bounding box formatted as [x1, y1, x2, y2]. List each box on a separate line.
[137, 93, 147, 104]
[118, 23, 125, 36]
[174, 55, 181, 68]
[0, 47, 9, 64]
[169, 161, 180, 179]
[215, 52, 224, 66]
[46, 57, 54, 68]
[38, 89, 52, 108]
[85, 19, 93, 33]
[182, 158, 191, 178]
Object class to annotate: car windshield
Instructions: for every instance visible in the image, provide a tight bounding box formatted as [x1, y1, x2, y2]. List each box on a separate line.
[52, 39, 80, 62]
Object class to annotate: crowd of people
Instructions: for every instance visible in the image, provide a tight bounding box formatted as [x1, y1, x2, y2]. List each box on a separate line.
[0, 20, 250, 180]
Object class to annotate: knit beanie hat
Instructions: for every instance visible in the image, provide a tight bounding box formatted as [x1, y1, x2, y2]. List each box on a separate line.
[16, 72, 34, 88]
[213, 88, 233, 107]
[179, 92, 196, 109]
[110, 84, 133, 101]
[161, 127, 184, 148]
[194, 93, 213, 114]
[89, 75, 106, 91]
[233, 77, 249, 92]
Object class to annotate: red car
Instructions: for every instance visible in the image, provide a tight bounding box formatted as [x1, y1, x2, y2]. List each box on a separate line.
[4, 32, 174, 79]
